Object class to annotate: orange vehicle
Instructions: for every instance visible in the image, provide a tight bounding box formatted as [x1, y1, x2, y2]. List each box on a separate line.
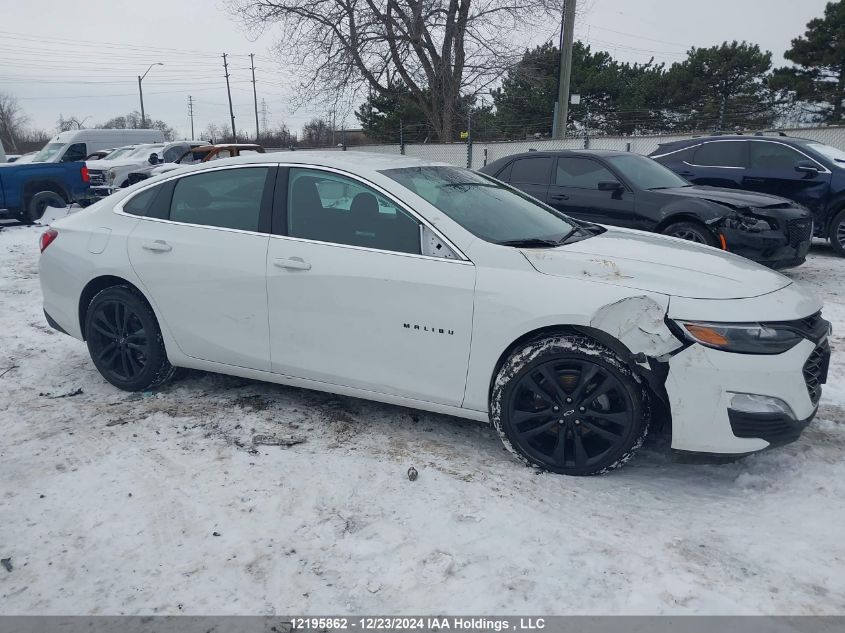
[126, 144, 265, 185]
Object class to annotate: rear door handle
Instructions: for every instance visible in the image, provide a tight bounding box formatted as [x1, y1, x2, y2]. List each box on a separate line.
[678, 171, 695, 177]
[550, 194, 569, 201]
[141, 240, 172, 253]
[274, 257, 311, 271]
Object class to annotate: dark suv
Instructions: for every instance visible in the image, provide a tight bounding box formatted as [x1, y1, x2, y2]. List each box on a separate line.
[479, 150, 813, 269]
[650, 135, 845, 256]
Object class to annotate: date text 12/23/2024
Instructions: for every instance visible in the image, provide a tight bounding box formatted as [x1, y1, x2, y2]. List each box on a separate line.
[291, 617, 546, 631]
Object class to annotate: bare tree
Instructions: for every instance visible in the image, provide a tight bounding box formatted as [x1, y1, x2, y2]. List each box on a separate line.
[228, 0, 556, 140]
[0, 92, 30, 153]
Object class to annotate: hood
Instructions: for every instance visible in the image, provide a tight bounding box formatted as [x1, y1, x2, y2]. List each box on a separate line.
[521, 227, 792, 300]
[657, 185, 795, 209]
[86, 158, 153, 171]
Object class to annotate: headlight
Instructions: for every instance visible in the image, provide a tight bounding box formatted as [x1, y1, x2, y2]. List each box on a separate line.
[674, 320, 803, 354]
[726, 210, 776, 232]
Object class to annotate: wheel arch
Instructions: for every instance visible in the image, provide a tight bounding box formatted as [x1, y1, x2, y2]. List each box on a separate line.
[78, 275, 153, 341]
[22, 179, 69, 208]
[487, 324, 637, 405]
[653, 212, 714, 234]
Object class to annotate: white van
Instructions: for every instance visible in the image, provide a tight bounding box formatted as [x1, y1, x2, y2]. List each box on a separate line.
[29, 129, 165, 164]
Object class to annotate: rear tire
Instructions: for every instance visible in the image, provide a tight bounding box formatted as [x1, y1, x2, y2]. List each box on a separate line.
[828, 209, 845, 257]
[491, 333, 649, 476]
[27, 191, 67, 224]
[661, 220, 719, 247]
[85, 286, 174, 392]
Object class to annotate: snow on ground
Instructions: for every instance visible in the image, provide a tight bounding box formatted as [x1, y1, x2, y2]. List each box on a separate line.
[0, 224, 844, 616]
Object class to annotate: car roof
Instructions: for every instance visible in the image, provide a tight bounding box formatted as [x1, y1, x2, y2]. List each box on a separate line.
[493, 149, 630, 159]
[655, 134, 817, 150]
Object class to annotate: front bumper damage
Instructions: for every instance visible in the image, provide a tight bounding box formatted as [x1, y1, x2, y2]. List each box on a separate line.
[714, 208, 813, 270]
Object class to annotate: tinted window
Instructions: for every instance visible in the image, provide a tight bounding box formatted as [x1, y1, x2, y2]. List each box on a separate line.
[123, 186, 159, 216]
[288, 168, 420, 254]
[510, 157, 552, 184]
[382, 166, 575, 245]
[61, 143, 87, 162]
[692, 141, 746, 168]
[604, 154, 689, 190]
[163, 144, 186, 162]
[555, 157, 616, 189]
[169, 167, 269, 231]
[750, 142, 805, 170]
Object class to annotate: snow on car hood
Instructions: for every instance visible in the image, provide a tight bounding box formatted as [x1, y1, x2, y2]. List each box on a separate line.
[86, 158, 153, 170]
[521, 226, 792, 300]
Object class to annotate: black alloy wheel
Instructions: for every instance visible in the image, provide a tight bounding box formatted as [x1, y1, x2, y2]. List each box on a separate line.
[508, 358, 635, 471]
[830, 209, 845, 257]
[662, 220, 718, 247]
[85, 286, 173, 391]
[493, 334, 649, 475]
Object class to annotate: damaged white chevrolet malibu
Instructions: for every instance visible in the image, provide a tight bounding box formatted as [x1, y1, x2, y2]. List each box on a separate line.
[38, 152, 831, 475]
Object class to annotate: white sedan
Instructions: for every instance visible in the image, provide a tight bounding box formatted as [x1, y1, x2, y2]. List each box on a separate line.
[38, 152, 831, 475]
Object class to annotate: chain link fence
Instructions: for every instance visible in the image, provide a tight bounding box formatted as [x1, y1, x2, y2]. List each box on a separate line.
[268, 125, 845, 170]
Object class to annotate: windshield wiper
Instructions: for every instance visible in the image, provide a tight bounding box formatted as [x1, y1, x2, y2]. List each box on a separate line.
[497, 238, 562, 248]
[438, 182, 497, 188]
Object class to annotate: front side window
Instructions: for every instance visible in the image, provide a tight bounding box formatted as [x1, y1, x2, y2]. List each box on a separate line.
[168, 167, 269, 231]
[287, 168, 421, 254]
[750, 142, 806, 170]
[604, 154, 689, 190]
[163, 145, 186, 163]
[61, 143, 87, 162]
[510, 157, 553, 184]
[555, 157, 616, 189]
[692, 141, 747, 168]
[382, 166, 575, 245]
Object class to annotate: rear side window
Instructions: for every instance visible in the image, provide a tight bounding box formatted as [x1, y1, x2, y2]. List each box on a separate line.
[169, 167, 270, 231]
[61, 143, 87, 162]
[509, 157, 552, 184]
[163, 144, 186, 162]
[123, 186, 159, 216]
[555, 157, 616, 189]
[692, 141, 747, 168]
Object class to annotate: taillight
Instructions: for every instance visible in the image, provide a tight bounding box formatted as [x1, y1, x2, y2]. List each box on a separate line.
[40, 229, 58, 253]
[81, 165, 90, 183]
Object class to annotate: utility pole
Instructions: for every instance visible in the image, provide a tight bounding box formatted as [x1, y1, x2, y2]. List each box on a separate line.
[553, 0, 577, 139]
[187, 96, 195, 139]
[222, 53, 236, 141]
[138, 62, 164, 129]
[250, 53, 260, 142]
[260, 98, 268, 138]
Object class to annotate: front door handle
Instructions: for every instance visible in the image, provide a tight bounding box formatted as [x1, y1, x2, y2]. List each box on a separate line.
[550, 194, 569, 201]
[743, 177, 766, 185]
[142, 240, 172, 253]
[274, 257, 311, 271]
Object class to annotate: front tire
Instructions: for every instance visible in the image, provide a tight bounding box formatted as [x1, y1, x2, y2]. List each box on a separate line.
[492, 333, 649, 475]
[85, 286, 174, 391]
[828, 209, 845, 257]
[661, 220, 719, 247]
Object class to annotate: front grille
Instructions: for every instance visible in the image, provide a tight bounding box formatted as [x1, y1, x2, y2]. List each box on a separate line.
[787, 218, 813, 248]
[127, 172, 150, 185]
[803, 341, 830, 405]
[88, 169, 107, 186]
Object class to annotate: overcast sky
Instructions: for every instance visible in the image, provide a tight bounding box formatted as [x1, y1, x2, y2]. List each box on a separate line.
[1, 0, 831, 141]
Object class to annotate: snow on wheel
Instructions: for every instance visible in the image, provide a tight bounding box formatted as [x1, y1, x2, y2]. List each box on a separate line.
[491, 333, 649, 476]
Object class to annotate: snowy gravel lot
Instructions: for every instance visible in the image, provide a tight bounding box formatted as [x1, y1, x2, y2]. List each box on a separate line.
[1, 222, 844, 616]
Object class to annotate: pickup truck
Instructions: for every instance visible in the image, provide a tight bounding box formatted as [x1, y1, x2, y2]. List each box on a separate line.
[0, 161, 91, 223]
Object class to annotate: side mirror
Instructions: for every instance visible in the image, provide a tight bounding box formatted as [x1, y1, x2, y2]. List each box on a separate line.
[148, 153, 159, 165]
[597, 180, 623, 191]
[795, 160, 820, 175]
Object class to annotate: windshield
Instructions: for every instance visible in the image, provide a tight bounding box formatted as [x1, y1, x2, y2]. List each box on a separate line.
[31, 143, 64, 163]
[102, 146, 135, 160]
[129, 144, 164, 157]
[381, 166, 575, 245]
[807, 142, 845, 166]
[605, 154, 690, 190]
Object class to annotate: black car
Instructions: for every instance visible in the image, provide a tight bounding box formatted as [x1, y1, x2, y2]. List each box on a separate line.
[650, 134, 845, 256]
[479, 150, 813, 269]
